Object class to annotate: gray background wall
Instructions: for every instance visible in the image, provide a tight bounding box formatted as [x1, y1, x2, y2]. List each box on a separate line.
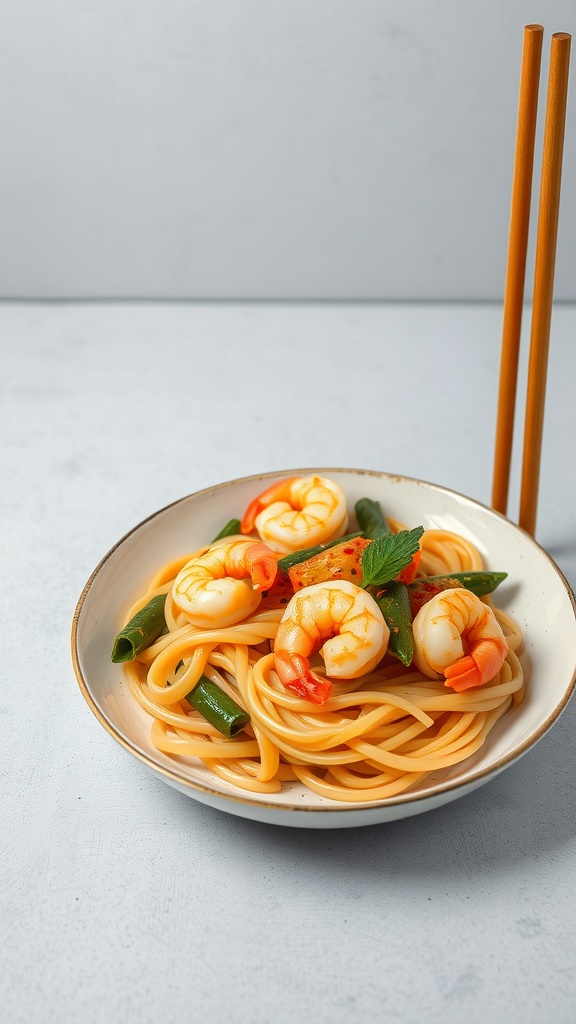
[1, 0, 574, 300]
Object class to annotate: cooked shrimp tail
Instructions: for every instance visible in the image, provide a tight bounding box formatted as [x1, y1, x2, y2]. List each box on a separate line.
[412, 587, 508, 692]
[243, 542, 279, 590]
[443, 637, 509, 691]
[274, 651, 332, 705]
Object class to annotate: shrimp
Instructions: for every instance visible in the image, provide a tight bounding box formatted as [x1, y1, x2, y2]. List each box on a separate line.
[241, 475, 348, 553]
[172, 539, 278, 628]
[412, 588, 508, 692]
[274, 580, 389, 704]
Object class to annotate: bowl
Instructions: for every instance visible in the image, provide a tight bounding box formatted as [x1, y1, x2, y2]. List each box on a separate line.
[71, 468, 576, 828]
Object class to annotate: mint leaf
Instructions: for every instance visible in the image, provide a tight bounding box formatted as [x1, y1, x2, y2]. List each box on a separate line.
[361, 526, 424, 588]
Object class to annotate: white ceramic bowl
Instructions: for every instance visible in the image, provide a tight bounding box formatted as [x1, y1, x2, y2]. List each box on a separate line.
[71, 468, 576, 828]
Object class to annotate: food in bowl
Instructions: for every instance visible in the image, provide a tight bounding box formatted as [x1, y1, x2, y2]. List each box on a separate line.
[112, 474, 524, 803]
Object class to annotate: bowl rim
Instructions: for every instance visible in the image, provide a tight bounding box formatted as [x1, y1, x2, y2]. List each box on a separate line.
[71, 467, 576, 816]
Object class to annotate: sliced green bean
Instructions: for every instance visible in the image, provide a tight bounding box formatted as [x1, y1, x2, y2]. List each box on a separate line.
[212, 518, 242, 541]
[354, 497, 392, 538]
[410, 571, 508, 598]
[372, 582, 414, 666]
[407, 572, 508, 618]
[186, 675, 250, 737]
[277, 532, 363, 574]
[111, 594, 167, 663]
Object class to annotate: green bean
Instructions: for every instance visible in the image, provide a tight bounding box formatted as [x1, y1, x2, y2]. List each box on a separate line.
[186, 675, 250, 738]
[354, 497, 392, 538]
[371, 582, 414, 666]
[212, 518, 242, 541]
[111, 594, 167, 663]
[410, 571, 507, 598]
[277, 532, 363, 574]
[407, 572, 508, 617]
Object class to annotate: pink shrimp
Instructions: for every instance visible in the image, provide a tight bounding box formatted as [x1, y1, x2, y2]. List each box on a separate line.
[412, 588, 508, 692]
[172, 539, 278, 628]
[274, 580, 389, 704]
[241, 475, 348, 553]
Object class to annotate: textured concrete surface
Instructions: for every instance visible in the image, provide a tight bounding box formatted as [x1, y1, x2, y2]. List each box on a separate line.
[2, 301, 575, 1023]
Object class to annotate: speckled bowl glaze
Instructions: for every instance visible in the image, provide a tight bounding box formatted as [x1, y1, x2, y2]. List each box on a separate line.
[72, 468, 576, 828]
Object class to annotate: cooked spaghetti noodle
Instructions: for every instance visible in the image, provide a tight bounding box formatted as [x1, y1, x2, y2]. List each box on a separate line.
[119, 523, 524, 803]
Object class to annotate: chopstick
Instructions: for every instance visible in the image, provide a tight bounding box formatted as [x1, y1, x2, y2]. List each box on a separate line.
[492, 27, 571, 535]
[492, 25, 543, 516]
[519, 32, 571, 536]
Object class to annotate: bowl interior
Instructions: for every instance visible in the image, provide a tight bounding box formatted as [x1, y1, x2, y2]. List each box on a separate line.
[72, 469, 576, 816]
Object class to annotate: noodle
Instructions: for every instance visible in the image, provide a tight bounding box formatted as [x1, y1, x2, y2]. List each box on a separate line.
[120, 524, 525, 803]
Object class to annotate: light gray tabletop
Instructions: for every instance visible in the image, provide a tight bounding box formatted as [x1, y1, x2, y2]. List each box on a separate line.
[2, 301, 575, 1024]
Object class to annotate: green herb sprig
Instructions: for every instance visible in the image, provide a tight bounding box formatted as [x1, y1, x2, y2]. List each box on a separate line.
[360, 526, 424, 588]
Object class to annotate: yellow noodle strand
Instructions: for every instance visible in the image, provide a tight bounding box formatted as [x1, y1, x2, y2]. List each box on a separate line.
[120, 526, 525, 802]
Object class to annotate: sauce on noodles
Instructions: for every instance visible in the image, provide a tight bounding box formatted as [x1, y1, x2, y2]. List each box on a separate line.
[117, 510, 524, 803]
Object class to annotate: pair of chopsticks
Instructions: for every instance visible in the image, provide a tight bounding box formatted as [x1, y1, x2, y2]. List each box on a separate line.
[492, 25, 571, 536]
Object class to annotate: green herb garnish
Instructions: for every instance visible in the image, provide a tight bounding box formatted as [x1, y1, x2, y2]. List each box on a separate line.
[361, 526, 424, 588]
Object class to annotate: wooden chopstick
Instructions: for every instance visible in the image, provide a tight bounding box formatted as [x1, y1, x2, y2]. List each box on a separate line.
[519, 32, 571, 536]
[492, 25, 543, 515]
